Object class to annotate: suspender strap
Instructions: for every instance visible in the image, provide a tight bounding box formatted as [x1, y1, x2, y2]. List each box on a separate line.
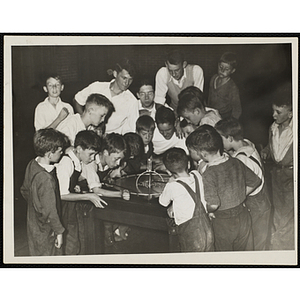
[176, 173, 200, 205]
[237, 152, 265, 174]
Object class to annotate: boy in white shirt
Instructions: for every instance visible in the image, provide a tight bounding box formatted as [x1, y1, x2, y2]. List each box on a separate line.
[159, 147, 214, 252]
[34, 75, 74, 131]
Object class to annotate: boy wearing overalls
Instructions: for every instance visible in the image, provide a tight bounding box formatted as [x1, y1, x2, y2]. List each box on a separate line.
[159, 147, 214, 252]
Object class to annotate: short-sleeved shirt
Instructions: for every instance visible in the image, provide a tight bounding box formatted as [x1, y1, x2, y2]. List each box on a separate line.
[56, 113, 86, 146]
[232, 139, 264, 196]
[55, 149, 82, 196]
[74, 80, 139, 134]
[34, 97, 74, 131]
[152, 129, 188, 155]
[202, 154, 260, 210]
[159, 170, 206, 225]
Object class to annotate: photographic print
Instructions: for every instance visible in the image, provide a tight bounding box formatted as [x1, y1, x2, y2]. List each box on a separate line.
[3, 35, 298, 265]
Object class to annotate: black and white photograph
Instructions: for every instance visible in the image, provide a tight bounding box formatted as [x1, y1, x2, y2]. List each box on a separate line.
[3, 35, 298, 265]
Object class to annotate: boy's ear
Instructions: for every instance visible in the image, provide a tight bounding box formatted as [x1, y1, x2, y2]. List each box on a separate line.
[182, 61, 188, 68]
[61, 84, 64, 91]
[113, 70, 118, 78]
[43, 86, 48, 93]
[193, 108, 201, 115]
[136, 92, 140, 99]
[228, 136, 234, 142]
[103, 149, 109, 157]
[231, 68, 236, 74]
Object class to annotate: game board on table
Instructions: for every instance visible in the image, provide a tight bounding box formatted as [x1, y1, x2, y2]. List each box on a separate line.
[110, 171, 170, 199]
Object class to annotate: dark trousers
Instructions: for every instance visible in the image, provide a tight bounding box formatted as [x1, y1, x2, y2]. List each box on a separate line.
[246, 186, 271, 251]
[270, 167, 294, 250]
[212, 203, 254, 251]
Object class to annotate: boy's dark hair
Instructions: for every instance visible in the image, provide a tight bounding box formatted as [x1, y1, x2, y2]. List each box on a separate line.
[137, 77, 155, 91]
[186, 125, 224, 155]
[74, 130, 102, 151]
[114, 57, 136, 78]
[45, 74, 63, 85]
[124, 132, 145, 158]
[215, 117, 244, 141]
[136, 115, 155, 132]
[101, 133, 127, 155]
[155, 106, 176, 126]
[219, 52, 237, 69]
[177, 88, 205, 116]
[272, 82, 292, 110]
[85, 93, 115, 120]
[180, 118, 189, 129]
[163, 147, 189, 174]
[166, 50, 185, 65]
[33, 128, 70, 157]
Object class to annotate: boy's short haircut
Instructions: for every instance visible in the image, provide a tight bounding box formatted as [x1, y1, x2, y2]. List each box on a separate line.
[124, 132, 145, 158]
[33, 128, 69, 157]
[272, 82, 292, 110]
[85, 93, 115, 119]
[136, 115, 155, 132]
[220, 52, 237, 69]
[163, 147, 189, 174]
[137, 77, 155, 91]
[177, 89, 205, 116]
[101, 133, 127, 155]
[215, 117, 244, 141]
[45, 74, 63, 85]
[74, 130, 102, 152]
[114, 57, 136, 78]
[166, 49, 184, 65]
[186, 125, 224, 155]
[155, 106, 176, 126]
[180, 118, 189, 129]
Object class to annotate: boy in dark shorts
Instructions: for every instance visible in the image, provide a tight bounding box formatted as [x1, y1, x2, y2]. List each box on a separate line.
[186, 125, 261, 251]
[21, 128, 69, 256]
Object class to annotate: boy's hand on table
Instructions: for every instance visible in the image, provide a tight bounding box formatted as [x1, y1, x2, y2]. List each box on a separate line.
[87, 193, 108, 208]
[55, 233, 63, 249]
[122, 189, 130, 201]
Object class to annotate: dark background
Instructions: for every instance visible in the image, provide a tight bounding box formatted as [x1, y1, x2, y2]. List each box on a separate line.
[12, 43, 292, 207]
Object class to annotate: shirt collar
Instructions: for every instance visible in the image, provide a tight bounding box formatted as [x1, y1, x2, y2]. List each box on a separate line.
[207, 153, 229, 167]
[271, 118, 293, 133]
[65, 147, 81, 171]
[169, 68, 187, 85]
[35, 157, 55, 172]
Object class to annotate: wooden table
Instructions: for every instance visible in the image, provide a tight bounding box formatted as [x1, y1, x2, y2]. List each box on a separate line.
[78, 193, 179, 255]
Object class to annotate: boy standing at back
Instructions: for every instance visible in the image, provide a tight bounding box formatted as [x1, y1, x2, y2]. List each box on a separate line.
[215, 118, 271, 250]
[261, 86, 294, 250]
[20, 128, 69, 256]
[207, 52, 242, 120]
[34, 75, 74, 131]
[154, 49, 204, 113]
[159, 147, 214, 252]
[186, 125, 261, 251]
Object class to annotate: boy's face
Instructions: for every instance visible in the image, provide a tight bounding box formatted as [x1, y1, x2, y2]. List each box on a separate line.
[188, 148, 203, 163]
[49, 147, 63, 163]
[78, 147, 97, 165]
[157, 122, 175, 140]
[103, 150, 125, 169]
[165, 61, 187, 81]
[137, 85, 155, 109]
[137, 129, 154, 146]
[43, 77, 64, 98]
[89, 106, 108, 127]
[218, 62, 235, 79]
[181, 108, 204, 126]
[272, 104, 292, 126]
[220, 135, 232, 151]
[182, 124, 195, 138]
[114, 69, 133, 91]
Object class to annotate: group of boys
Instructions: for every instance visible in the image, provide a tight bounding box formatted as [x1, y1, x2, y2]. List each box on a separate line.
[21, 49, 294, 256]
